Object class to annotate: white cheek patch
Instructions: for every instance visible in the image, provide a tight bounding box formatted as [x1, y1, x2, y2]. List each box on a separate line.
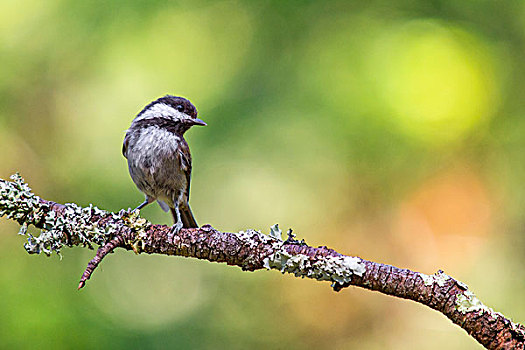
[134, 103, 193, 122]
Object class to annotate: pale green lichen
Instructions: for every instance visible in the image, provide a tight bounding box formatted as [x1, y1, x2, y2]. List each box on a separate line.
[231, 226, 284, 268]
[120, 209, 150, 254]
[234, 226, 283, 248]
[0, 174, 149, 256]
[0, 173, 45, 224]
[236, 224, 366, 285]
[456, 289, 487, 314]
[269, 224, 282, 240]
[420, 270, 451, 287]
[420, 271, 490, 315]
[455, 295, 520, 334]
[421, 270, 499, 317]
[264, 251, 365, 284]
[234, 229, 264, 243]
[25, 202, 116, 256]
[263, 224, 365, 287]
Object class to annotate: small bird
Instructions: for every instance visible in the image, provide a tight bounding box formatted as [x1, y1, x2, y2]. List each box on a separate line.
[122, 95, 206, 235]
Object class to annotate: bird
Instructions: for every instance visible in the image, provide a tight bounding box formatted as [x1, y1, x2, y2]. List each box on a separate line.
[122, 95, 206, 236]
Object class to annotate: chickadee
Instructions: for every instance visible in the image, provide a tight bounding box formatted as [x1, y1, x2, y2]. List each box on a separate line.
[122, 95, 206, 235]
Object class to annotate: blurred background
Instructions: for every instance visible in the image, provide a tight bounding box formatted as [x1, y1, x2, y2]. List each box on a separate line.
[0, 0, 524, 348]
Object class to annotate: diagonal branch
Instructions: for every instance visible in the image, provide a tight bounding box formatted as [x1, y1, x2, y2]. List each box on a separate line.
[0, 173, 523, 349]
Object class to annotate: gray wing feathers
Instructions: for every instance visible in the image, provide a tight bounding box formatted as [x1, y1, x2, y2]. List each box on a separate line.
[122, 132, 130, 158]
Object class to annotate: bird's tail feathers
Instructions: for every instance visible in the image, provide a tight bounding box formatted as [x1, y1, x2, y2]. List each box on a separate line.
[170, 205, 198, 228]
[157, 200, 169, 212]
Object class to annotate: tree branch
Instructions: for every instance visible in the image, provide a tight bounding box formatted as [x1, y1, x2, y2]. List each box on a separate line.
[0, 174, 523, 349]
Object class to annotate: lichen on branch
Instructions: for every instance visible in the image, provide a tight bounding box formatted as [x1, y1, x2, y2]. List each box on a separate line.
[0, 173, 143, 256]
[1, 174, 524, 350]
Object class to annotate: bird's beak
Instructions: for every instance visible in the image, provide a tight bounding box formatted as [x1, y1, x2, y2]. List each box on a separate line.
[192, 118, 207, 126]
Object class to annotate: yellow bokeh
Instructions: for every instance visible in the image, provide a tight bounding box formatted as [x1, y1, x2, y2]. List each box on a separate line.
[373, 20, 500, 144]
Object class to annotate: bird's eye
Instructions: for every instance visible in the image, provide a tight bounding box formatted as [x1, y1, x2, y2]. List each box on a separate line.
[176, 105, 184, 112]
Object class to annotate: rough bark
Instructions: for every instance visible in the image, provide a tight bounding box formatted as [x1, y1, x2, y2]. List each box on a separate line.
[1, 174, 523, 349]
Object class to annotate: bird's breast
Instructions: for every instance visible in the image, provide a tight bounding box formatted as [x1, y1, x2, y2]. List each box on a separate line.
[126, 126, 187, 199]
[130, 126, 181, 161]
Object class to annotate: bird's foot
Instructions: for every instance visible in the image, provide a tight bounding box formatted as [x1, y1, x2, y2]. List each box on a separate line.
[167, 221, 184, 244]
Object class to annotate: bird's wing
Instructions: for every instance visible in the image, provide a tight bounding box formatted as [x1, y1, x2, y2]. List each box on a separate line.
[178, 139, 192, 199]
[122, 131, 130, 158]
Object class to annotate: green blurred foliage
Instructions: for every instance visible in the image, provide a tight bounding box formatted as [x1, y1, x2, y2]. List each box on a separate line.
[1, 0, 524, 349]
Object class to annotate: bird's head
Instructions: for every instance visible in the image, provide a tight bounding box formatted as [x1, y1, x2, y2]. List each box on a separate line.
[133, 95, 206, 134]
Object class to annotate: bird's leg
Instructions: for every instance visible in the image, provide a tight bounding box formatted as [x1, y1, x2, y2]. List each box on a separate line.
[168, 205, 184, 243]
[168, 191, 185, 243]
[134, 195, 154, 212]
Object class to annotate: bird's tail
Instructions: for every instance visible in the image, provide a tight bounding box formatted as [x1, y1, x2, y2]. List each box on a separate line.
[170, 204, 198, 228]
[157, 200, 169, 212]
